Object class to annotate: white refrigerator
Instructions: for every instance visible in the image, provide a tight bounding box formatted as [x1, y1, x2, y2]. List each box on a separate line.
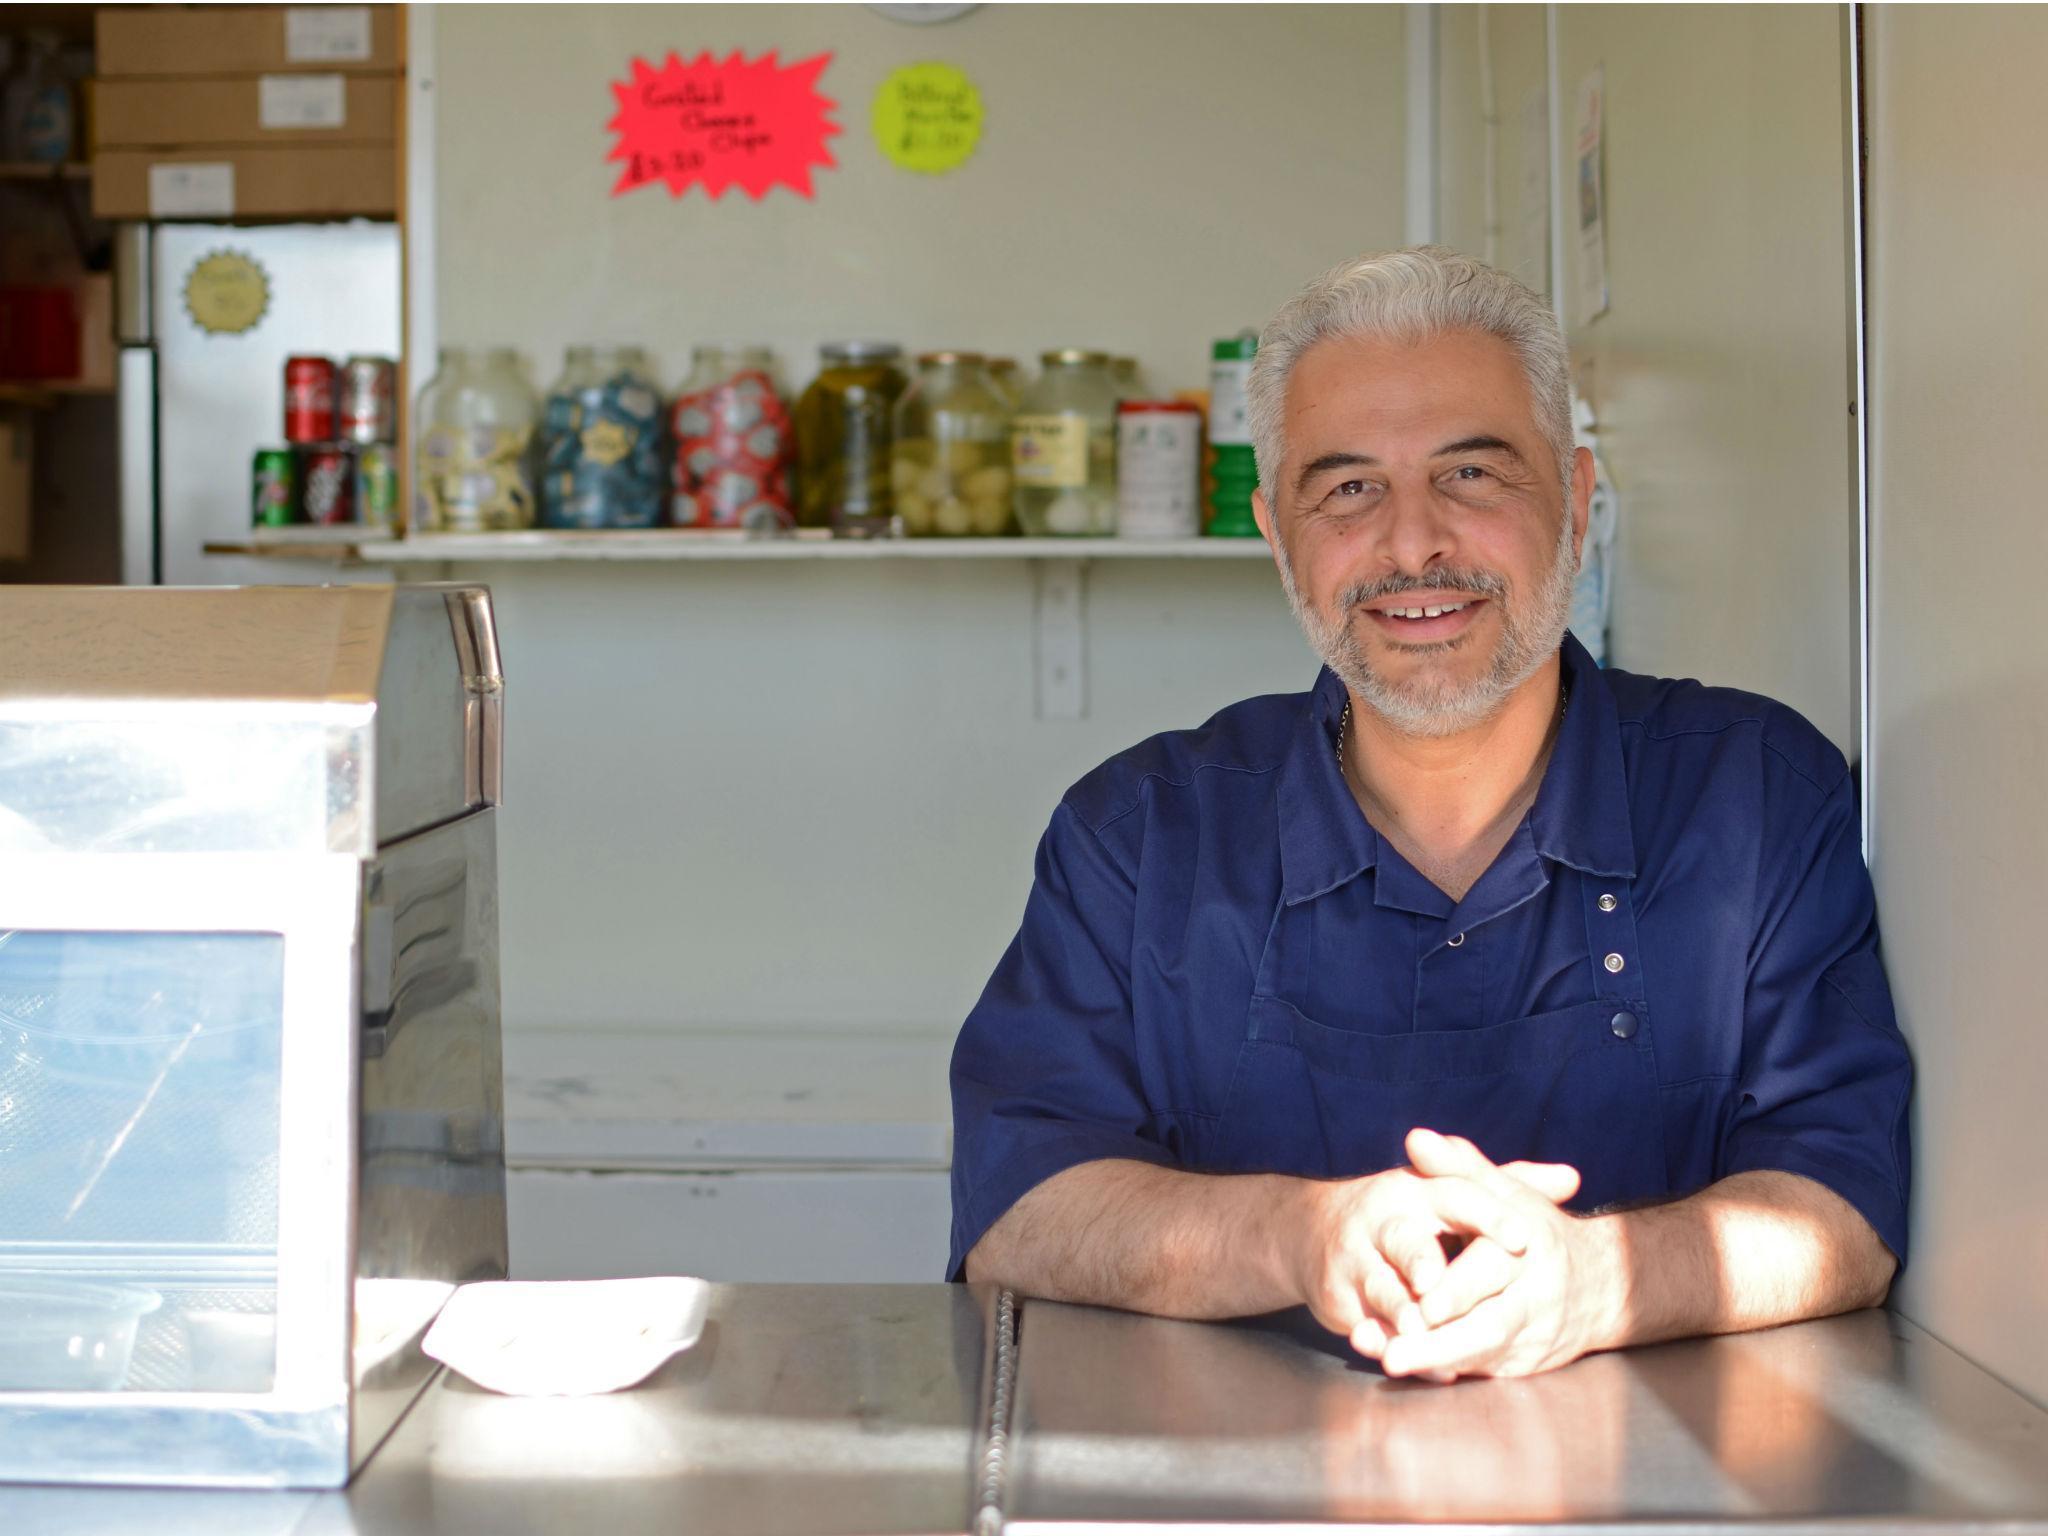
[116, 221, 401, 587]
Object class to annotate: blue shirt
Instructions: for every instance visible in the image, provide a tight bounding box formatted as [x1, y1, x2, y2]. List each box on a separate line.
[948, 633, 1911, 1279]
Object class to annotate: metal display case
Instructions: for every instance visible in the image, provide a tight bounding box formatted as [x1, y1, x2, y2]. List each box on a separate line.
[0, 585, 508, 1488]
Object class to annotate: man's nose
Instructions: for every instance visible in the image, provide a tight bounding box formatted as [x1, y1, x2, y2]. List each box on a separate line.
[1372, 480, 1457, 577]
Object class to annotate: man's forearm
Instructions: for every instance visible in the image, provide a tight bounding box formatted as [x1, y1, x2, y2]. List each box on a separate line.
[964, 1159, 1310, 1318]
[1584, 1170, 1898, 1351]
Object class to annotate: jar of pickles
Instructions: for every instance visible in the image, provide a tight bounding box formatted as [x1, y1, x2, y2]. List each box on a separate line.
[1012, 349, 1118, 536]
[414, 347, 539, 532]
[539, 346, 667, 529]
[891, 353, 1013, 538]
[794, 342, 908, 535]
[670, 345, 794, 530]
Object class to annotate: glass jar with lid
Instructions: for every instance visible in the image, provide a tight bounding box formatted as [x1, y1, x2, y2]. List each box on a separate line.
[892, 352, 1013, 538]
[414, 347, 539, 532]
[670, 345, 794, 530]
[1011, 349, 1118, 536]
[794, 342, 908, 534]
[539, 345, 666, 529]
[987, 357, 1024, 411]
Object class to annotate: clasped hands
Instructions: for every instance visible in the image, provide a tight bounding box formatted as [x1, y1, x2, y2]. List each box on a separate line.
[1291, 1127, 1621, 1383]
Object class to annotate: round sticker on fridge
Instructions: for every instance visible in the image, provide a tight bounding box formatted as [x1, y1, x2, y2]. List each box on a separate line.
[183, 250, 271, 336]
[871, 61, 982, 174]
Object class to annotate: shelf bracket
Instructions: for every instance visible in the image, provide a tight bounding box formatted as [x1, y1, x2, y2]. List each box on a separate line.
[1033, 557, 1086, 720]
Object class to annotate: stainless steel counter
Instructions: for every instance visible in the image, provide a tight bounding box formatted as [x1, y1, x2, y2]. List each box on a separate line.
[0, 1284, 1000, 1536]
[1001, 1302, 2048, 1532]
[8, 1286, 2048, 1535]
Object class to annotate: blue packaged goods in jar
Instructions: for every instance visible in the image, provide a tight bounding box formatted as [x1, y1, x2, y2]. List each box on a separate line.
[541, 347, 668, 529]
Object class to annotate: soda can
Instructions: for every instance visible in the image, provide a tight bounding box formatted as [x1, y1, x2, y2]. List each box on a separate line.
[354, 441, 399, 531]
[299, 444, 356, 526]
[251, 448, 298, 527]
[339, 355, 397, 445]
[285, 355, 337, 443]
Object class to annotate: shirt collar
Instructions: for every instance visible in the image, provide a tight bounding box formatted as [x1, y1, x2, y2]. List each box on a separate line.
[1276, 630, 1636, 906]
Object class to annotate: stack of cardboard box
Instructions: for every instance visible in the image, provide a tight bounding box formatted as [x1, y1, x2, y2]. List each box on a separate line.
[90, 4, 400, 220]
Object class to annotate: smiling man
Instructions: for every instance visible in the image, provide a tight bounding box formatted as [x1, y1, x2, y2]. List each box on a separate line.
[949, 248, 1911, 1380]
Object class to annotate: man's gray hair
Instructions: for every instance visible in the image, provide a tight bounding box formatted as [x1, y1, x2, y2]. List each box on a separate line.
[1247, 246, 1575, 505]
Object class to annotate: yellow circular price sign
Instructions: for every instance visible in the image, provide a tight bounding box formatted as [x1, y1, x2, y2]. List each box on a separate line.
[182, 250, 271, 336]
[871, 61, 983, 175]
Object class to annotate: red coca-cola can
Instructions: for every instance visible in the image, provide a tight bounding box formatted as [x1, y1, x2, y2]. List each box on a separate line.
[298, 444, 356, 525]
[339, 355, 397, 444]
[284, 355, 337, 443]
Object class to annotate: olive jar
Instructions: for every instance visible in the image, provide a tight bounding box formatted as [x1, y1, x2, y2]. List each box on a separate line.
[1011, 349, 1118, 536]
[892, 352, 1014, 537]
[794, 342, 908, 535]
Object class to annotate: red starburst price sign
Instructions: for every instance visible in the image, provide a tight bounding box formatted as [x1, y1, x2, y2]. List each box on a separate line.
[607, 51, 841, 201]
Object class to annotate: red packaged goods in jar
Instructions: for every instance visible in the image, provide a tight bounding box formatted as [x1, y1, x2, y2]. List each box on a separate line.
[339, 355, 397, 444]
[285, 355, 337, 444]
[668, 347, 794, 530]
[299, 444, 356, 525]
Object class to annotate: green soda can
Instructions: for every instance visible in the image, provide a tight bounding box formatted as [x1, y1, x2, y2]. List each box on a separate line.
[355, 441, 399, 532]
[252, 447, 298, 527]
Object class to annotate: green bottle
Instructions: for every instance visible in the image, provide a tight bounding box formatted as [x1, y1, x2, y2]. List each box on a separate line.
[1206, 333, 1262, 537]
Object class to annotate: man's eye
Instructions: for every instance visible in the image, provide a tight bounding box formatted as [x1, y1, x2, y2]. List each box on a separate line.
[1452, 465, 1490, 482]
[1333, 480, 1367, 498]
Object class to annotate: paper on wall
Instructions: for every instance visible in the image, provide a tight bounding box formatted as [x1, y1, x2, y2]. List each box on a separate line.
[1574, 66, 1609, 324]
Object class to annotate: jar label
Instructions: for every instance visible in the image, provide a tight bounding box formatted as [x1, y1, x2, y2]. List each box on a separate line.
[1208, 358, 1254, 445]
[1012, 414, 1090, 488]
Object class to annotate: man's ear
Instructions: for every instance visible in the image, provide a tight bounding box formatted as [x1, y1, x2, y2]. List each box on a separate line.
[1569, 445, 1595, 565]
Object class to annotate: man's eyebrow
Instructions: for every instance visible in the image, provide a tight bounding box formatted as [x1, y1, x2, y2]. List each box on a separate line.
[1432, 434, 1527, 460]
[1294, 451, 1378, 494]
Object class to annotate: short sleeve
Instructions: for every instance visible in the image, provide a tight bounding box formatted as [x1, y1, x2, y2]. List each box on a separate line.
[947, 801, 1176, 1279]
[1725, 768, 1913, 1264]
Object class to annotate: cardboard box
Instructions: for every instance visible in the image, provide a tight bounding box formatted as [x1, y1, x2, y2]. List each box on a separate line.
[0, 410, 32, 564]
[93, 75, 399, 148]
[96, 5, 401, 79]
[93, 145, 396, 221]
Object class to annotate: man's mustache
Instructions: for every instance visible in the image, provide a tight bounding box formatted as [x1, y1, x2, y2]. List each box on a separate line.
[1339, 568, 1511, 608]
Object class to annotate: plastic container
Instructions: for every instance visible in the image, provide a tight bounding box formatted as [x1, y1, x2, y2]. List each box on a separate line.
[892, 352, 1013, 537]
[1012, 349, 1118, 537]
[1115, 401, 1204, 539]
[0, 1277, 162, 1391]
[1206, 332, 1262, 536]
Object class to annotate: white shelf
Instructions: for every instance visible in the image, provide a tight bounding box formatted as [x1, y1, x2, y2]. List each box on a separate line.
[208, 530, 1272, 563]
[375, 533, 1271, 562]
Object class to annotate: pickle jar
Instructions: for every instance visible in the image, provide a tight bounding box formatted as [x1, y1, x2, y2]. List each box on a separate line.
[539, 345, 666, 529]
[670, 345, 794, 530]
[794, 342, 908, 535]
[891, 352, 1014, 538]
[414, 346, 539, 532]
[1012, 349, 1118, 536]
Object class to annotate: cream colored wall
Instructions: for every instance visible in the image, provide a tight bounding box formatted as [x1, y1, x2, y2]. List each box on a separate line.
[1435, 4, 1549, 291]
[1867, 5, 2048, 1407]
[427, 4, 1410, 1038]
[435, 2, 1407, 397]
[1540, 5, 1857, 751]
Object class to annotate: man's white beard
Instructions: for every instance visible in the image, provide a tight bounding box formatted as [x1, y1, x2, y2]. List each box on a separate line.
[1278, 510, 1580, 739]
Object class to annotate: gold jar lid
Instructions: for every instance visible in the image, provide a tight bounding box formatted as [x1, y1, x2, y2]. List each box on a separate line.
[917, 350, 986, 367]
[1041, 348, 1111, 368]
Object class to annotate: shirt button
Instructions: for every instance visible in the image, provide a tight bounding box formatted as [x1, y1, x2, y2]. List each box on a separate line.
[1603, 952, 1626, 974]
[1598, 893, 1618, 913]
[1446, 932, 1466, 949]
[1610, 1010, 1640, 1040]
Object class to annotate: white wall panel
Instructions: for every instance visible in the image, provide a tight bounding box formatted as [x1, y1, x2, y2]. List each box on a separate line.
[1867, 3, 2048, 1408]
